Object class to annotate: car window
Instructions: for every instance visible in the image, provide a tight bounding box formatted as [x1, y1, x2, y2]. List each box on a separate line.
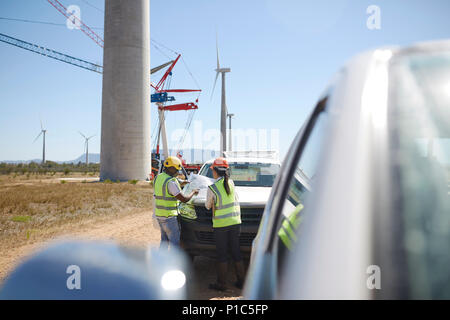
[389, 52, 450, 299]
[276, 96, 330, 268]
[199, 163, 213, 178]
[199, 162, 280, 187]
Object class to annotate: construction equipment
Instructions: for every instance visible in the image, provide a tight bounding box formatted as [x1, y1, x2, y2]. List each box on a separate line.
[0, 32, 102, 73]
[4, 1, 202, 176]
[46, 0, 201, 173]
[176, 151, 201, 175]
[46, 0, 104, 48]
[151, 54, 201, 165]
[45, 0, 201, 160]
[0, 32, 173, 75]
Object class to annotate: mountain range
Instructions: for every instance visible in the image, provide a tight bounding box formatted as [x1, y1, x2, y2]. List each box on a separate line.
[1, 149, 220, 164]
[1, 153, 101, 164]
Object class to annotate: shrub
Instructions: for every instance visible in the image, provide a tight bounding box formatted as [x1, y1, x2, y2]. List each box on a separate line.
[11, 215, 32, 223]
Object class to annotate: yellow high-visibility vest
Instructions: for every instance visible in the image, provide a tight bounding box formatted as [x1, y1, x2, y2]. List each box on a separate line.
[208, 177, 241, 228]
[154, 172, 180, 217]
[278, 203, 304, 250]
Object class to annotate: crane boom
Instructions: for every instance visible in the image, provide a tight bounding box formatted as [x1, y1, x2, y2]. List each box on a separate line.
[0, 32, 174, 75]
[0, 32, 103, 73]
[46, 0, 104, 48]
[151, 60, 175, 74]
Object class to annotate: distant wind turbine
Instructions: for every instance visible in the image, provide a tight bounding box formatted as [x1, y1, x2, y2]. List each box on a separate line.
[79, 132, 95, 165]
[211, 33, 231, 156]
[33, 118, 47, 164]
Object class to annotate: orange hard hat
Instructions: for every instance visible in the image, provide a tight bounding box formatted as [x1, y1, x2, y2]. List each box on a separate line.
[211, 157, 229, 169]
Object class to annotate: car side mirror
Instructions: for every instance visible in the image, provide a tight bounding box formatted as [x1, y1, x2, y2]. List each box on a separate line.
[0, 240, 192, 300]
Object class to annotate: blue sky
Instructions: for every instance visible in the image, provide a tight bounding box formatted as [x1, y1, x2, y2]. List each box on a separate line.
[1, 0, 450, 162]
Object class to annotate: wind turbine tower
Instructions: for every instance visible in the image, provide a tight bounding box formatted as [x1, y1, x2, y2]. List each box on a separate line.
[211, 36, 231, 156]
[79, 132, 95, 165]
[227, 113, 234, 151]
[33, 120, 47, 164]
[100, 0, 150, 181]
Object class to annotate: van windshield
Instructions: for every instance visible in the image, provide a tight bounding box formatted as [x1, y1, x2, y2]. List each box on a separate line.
[199, 162, 280, 187]
[389, 51, 450, 299]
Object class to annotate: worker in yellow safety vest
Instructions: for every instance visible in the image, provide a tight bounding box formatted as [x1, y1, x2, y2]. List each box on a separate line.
[277, 202, 304, 264]
[205, 157, 245, 291]
[154, 156, 199, 249]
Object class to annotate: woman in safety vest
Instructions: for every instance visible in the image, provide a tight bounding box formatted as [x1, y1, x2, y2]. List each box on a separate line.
[205, 157, 245, 291]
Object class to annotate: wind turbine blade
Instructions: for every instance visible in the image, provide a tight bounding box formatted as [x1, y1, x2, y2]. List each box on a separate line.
[33, 131, 42, 143]
[210, 71, 219, 101]
[40, 118, 43, 130]
[78, 131, 87, 139]
[87, 134, 96, 140]
[216, 32, 220, 70]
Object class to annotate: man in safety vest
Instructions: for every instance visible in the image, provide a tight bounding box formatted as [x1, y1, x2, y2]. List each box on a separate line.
[205, 157, 245, 291]
[154, 156, 199, 249]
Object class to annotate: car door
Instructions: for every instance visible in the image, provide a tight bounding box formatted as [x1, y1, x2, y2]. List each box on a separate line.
[244, 93, 333, 299]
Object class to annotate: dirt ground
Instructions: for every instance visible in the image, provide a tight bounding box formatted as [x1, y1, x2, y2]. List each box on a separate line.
[0, 174, 243, 299]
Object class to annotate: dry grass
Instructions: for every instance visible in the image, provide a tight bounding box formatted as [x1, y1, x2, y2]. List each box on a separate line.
[0, 172, 97, 188]
[0, 175, 153, 249]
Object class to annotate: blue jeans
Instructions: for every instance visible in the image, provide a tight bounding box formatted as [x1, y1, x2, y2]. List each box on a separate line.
[156, 216, 180, 249]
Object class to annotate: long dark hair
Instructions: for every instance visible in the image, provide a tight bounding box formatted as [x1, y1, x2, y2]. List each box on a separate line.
[214, 167, 230, 195]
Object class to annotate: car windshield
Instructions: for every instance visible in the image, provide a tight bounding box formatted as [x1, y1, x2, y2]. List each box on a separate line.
[390, 51, 450, 299]
[199, 162, 280, 187]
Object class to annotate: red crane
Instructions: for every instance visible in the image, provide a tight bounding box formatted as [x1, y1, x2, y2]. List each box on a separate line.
[151, 54, 201, 111]
[150, 54, 202, 179]
[46, 0, 104, 48]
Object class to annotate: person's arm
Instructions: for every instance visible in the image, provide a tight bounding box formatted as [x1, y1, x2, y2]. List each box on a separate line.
[167, 180, 198, 203]
[176, 177, 189, 188]
[205, 188, 215, 210]
[175, 189, 198, 203]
